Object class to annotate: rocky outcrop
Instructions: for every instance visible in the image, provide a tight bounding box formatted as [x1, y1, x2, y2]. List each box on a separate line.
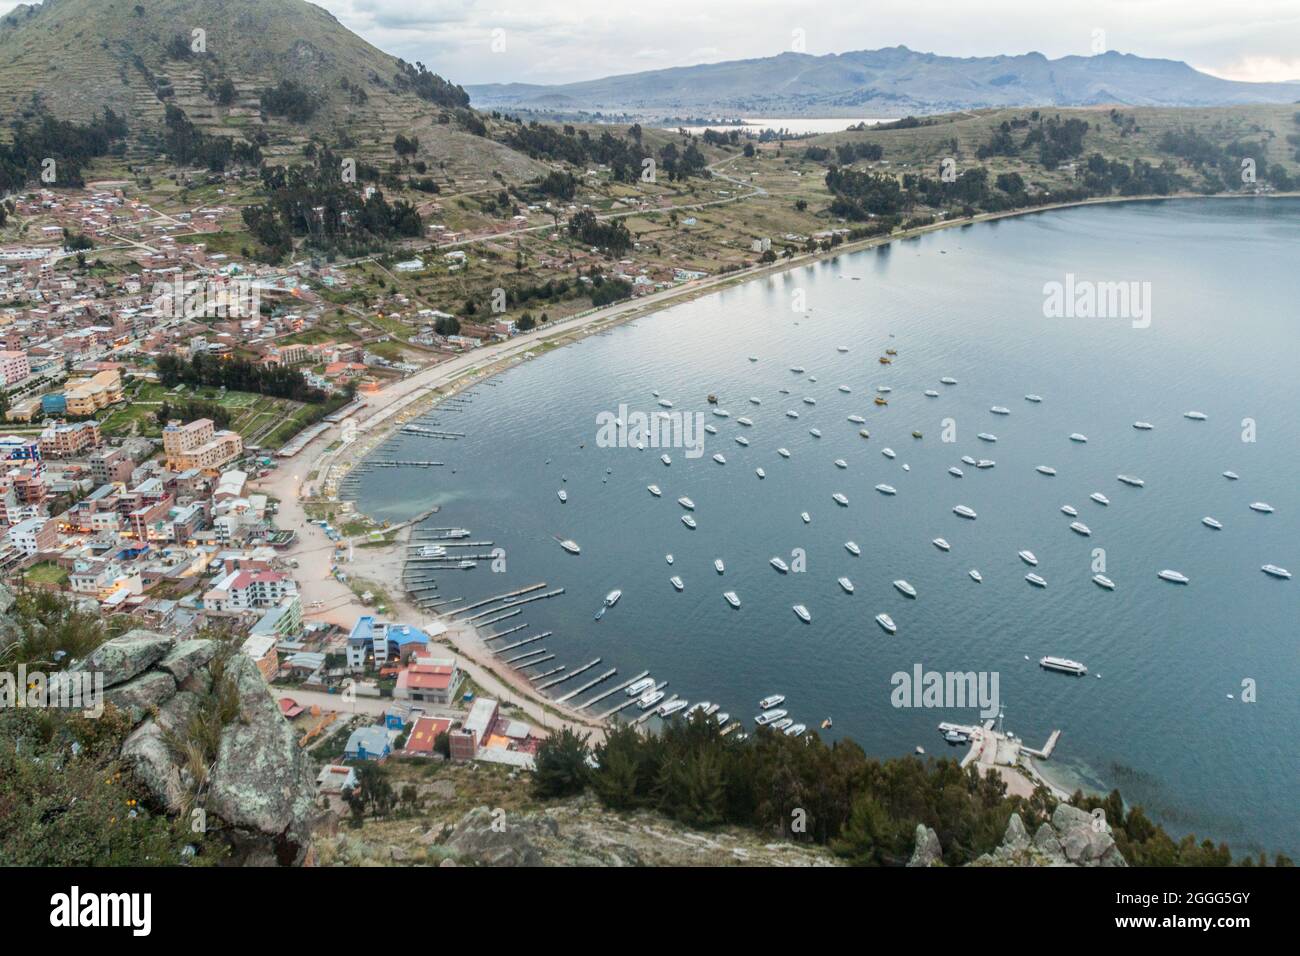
[907, 808, 1128, 867]
[71, 630, 318, 866]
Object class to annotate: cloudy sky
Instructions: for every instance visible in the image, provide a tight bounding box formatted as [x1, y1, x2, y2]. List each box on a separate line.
[5, 0, 1298, 86]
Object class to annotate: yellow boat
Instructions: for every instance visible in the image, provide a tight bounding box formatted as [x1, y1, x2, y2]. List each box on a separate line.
[874, 396, 888, 406]
[885, 348, 898, 356]
[878, 356, 892, 364]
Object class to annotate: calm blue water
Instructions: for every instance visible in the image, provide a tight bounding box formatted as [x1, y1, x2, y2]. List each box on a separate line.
[358, 198, 1299, 856]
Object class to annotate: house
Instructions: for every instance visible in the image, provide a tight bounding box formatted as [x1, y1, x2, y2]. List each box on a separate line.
[393, 657, 461, 706]
[343, 724, 391, 761]
[450, 696, 499, 761]
[6, 515, 57, 556]
[403, 716, 452, 756]
[316, 764, 358, 811]
[240, 633, 280, 681]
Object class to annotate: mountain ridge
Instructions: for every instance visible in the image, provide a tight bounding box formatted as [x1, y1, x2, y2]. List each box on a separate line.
[466, 44, 1300, 116]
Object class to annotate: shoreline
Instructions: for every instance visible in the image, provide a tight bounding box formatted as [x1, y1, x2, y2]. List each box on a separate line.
[257, 188, 1296, 746]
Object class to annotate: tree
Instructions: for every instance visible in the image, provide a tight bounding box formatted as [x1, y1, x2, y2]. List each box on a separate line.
[533, 728, 591, 797]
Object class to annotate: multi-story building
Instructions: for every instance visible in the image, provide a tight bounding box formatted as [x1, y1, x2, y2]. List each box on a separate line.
[0, 350, 30, 386]
[162, 418, 243, 472]
[38, 420, 102, 459]
[64, 369, 123, 416]
[5, 515, 56, 556]
[203, 568, 296, 612]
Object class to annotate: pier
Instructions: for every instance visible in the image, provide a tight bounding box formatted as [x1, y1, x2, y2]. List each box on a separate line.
[598, 680, 667, 720]
[461, 588, 565, 622]
[536, 659, 601, 691]
[578, 670, 649, 710]
[556, 668, 617, 703]
[448, 583, 546, 616]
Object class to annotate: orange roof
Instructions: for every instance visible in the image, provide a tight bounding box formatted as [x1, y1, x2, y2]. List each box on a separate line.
[404, 716, 452, 754]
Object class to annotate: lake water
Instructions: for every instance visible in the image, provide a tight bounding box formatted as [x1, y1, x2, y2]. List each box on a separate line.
[671, 117, 889, 136]
[357, 198, 1300, 857]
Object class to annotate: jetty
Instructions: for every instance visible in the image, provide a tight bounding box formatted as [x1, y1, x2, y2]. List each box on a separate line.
[578, 670, 649, 710]
[556, 668, 617, 703]
[536, 659, 601, 691]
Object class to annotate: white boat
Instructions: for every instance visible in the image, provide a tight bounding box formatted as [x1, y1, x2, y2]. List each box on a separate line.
[1117, 474, 1144, 487]
[876, 386, 892, 394]
[647, 484, 661, 497]
[837, 577, 854, 593]
[801, 512, 812, 523]
[1222, 471, 1239, 480]
[961, 455, 977, 465]
[714, 558, 725, 574]
[953, 505, 977, 519]
[704, 424, 718, 435]
[949, 467, 964, 477]
[713, 408, 730, 418]
[670, 576, 684, 591]
[638, 691, 665, 710]
[658, 399, 673, 408]
[1133, 421, 1153, 430]
[444, 529, 471, 538]
[875, 483, 897, 495]
[735, 435, 750, 446]
[1090, 492, 1110, 505]
[684, 702, 711, 719]
[875, 613, 897, 634]
[1070, 521, 1092, 536]
[859, 429, 871, 438]
[659, 699, 689, 717]
[715, 712, 730, 725]
[832, 492, 849, 506]
[940, 377, 958, 385]
[925, 389, 940, 398]
[1249, 502, 1274, 513]
[847, 414, 866, 424]
[977, 432, 998, 442]
[1040, 656, 1087, 675]
[1069, 433, 1088, 443]
[790, 366, 805, 373]
[932, 538, 951, 551]
[893, 579, 917, 598]
[1025, 394, 1043, 403]
[1018, 550, 1038, 566]
[419, 545, 447, 557]
[1158, 569, 1190, 584]
[845, 541, 861, 556]
[837, 345, 850, 353]
[902, 464, 910, 472]
[838, 384, 852, 394]
[1061, 505, 1078, 517]
[681, 515, 697, 529]
[1202, 516, 1223, 530]
[1184, 411, 1208, 421]
[559, 539, 581, 555]
[755, 467, 766, 479]
[749, 356, 758, 362]
[1036, 465, 1057, 476]
[834, 459, 848, 469]
[770, 556, 790, 573]
[712, 453, 727, 464]
[755, 708, 788, 726]
[724, 591, 741, 608]
[1025, 573, 1047, 588]
[758, 694, 786, 709]
[990, 406, 1010, 415]
[666, 554, 674, 564]
[969, 569, 983, 583]
[777, 448, 791, 458]
[793, 604, 811, 623]
[557, 489, 568, 502]
[882, 447, 896, 459]
[771, 717, 795, 731]
[785, 724, 807, 737]
[803, 397, 817, 406]
[603, 590, 622, 607]
[749, 397, 762, 405]
[1093, 574, 1116, 590]
[661, 454, 672, 466]
[737, 416, 753, 426]
[976, 459, 996, 469]
[626, 678, 656, 697]
[677, 496, 695, 510]
[1262, 565, 1292, 580]
[786, 410, 800, 419]
[809, 428, 822, 438]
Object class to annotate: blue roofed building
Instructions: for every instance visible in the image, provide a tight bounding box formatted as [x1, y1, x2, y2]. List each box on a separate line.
[343, 724, 392, 761]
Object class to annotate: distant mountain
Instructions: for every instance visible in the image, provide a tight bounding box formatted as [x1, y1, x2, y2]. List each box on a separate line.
[467, 46, 1300, 116]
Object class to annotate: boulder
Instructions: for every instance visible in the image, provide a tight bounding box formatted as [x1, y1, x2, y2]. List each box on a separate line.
[103, 669, 177, 723]
[205, 653, 317, 865]
[907, 824, 943, 867]
[444, 805, 546, 866]
[73, 630, 174, 688]
[121, 720, 187, 813]
[157, 640, 217, 685]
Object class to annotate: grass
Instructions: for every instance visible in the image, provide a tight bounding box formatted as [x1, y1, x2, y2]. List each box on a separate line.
[24, 563, 69, 587]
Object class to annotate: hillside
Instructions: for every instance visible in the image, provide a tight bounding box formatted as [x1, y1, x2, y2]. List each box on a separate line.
[0, 0, 543, 181]
[467, 46, 1300, 117]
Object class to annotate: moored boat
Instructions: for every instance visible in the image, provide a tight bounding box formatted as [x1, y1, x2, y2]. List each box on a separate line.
[875, 613, 897, 634]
